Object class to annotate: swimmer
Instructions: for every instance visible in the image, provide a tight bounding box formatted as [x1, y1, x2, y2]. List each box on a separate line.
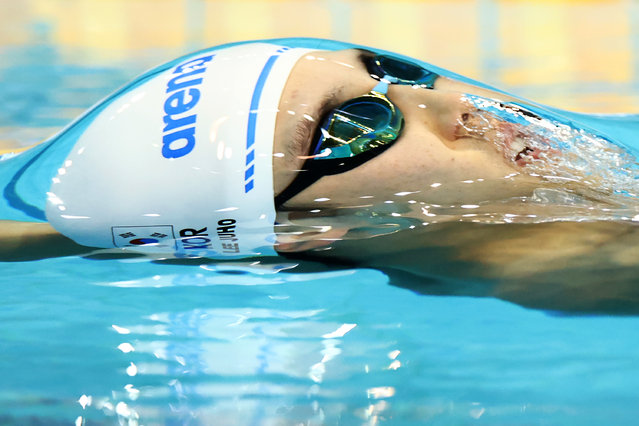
[2, 38, 639, 313]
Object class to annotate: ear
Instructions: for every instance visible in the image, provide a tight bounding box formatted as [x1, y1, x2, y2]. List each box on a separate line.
[276, 226, 349, 253]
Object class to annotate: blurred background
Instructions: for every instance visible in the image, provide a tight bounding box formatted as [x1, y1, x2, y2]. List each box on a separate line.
[2, 0, 639, 146]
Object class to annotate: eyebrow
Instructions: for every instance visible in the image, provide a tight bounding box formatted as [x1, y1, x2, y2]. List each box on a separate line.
[287, 89, 341, 160]
[286, 51, 373, 161]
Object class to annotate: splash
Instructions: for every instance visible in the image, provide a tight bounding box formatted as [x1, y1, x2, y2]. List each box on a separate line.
[459, 94, 639, 213]
[460, 94, 639, 206]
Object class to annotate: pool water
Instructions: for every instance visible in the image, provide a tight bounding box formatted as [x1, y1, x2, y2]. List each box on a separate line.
[3, 5, 639, 424]
[4, 255, 639, 425]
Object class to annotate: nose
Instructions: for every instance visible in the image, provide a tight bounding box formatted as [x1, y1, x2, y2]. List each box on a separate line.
[387, 85, 477, 142]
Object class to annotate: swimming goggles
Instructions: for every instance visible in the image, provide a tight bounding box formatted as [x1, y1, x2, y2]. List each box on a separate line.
[275, 53, 439, 208]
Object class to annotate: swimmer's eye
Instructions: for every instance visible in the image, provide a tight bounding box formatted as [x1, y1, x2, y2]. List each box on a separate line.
[276, 52, 437, 208]
[305, 53, 439, 159]
[276, 76, 405, 208]
[309, 92, 403, 159]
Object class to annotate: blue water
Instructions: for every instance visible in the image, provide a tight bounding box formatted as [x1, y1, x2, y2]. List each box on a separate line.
[3, 255, 639, 425]
[2, 43, 639, 425]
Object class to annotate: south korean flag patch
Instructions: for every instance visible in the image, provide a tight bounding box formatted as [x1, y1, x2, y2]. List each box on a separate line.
[112, 225, 177, 250]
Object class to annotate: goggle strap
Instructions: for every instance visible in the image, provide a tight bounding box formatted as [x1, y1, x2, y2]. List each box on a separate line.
[275, 144, 393, 208]
[275, 167, 325, 209]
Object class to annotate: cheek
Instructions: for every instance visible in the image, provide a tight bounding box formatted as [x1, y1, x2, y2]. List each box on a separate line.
[371, 134, 516, 189]
[289, 129, 520, 207]
[374, 134, 455, 181]
[326, 139, 448, 198]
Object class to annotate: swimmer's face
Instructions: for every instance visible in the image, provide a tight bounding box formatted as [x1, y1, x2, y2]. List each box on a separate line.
[273, 49, 542, 209]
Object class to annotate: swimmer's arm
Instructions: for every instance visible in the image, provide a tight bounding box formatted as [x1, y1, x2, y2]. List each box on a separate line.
[302, 221, 639, 314]
[0, 220, 87, 261]
[407, 221, 639, 314]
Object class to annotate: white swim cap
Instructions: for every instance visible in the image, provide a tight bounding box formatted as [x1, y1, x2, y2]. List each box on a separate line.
[46, 43, 312, 257]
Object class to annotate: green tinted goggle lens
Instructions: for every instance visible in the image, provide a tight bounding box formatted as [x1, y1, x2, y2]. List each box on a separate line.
[313, 93, 402, 159]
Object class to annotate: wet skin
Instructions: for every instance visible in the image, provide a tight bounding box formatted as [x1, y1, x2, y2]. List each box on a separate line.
[270, 50, 639, 314]
[273, 49, 542, 209]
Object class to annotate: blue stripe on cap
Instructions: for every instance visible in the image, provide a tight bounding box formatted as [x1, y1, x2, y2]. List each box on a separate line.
[245, 164, 255, 181]
[245, 149, 255, 165]
[244, 47, 290, 193]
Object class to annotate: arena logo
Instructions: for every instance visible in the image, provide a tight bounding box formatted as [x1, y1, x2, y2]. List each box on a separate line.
[161, 54, 215, 159]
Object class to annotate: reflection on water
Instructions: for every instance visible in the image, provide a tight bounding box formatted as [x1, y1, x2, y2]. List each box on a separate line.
[3, 254, 639, 424]
[106, 308, 360, 424]
[28, 257, 407, 425]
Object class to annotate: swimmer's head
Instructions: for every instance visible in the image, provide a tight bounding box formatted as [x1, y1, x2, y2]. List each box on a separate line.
[273, 48, 639, 223]
[273, 49, 546, 210]
[43, 39, 639, 257]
